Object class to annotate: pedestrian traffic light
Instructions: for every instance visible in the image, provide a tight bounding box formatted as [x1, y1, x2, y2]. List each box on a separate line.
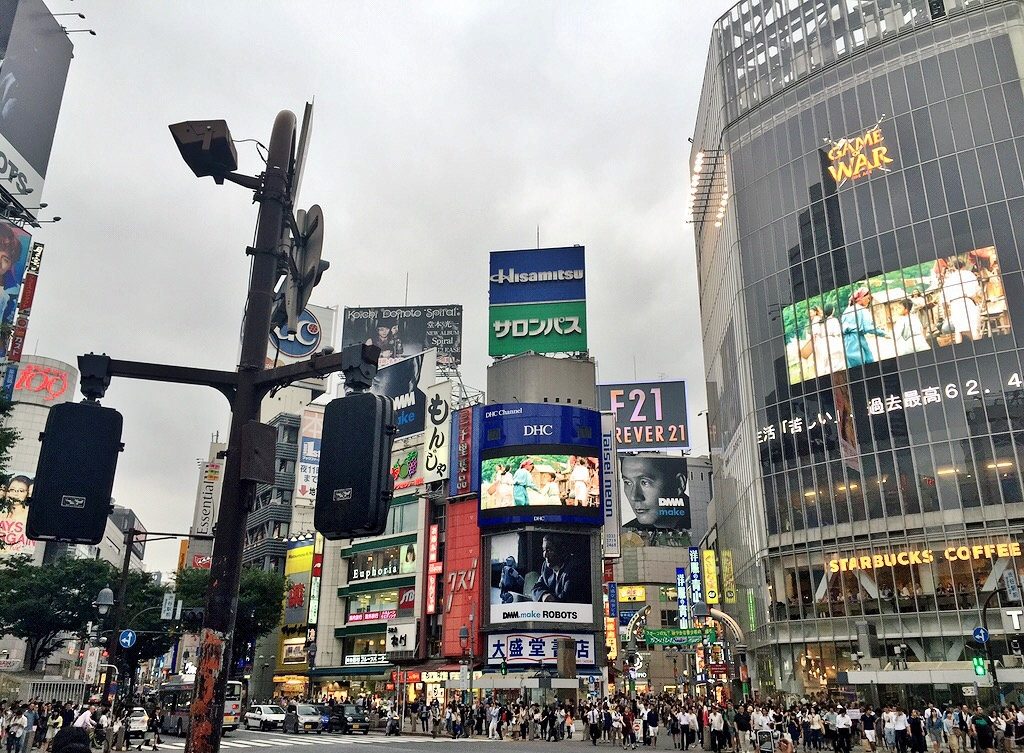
[27, 401, 123, 545]
[315, 392, 396, 539]
[973, 655, 987, 676]
[500, 660, 507, 677]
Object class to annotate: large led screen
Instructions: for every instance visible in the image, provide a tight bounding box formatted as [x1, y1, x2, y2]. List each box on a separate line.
[478, 403, 603, 527]
[783, 247, 1011, 384]
[487, 530, 595, 626]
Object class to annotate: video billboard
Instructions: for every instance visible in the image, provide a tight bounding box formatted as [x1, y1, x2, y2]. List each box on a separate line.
[783, 247, 1011, 384]
[598, 381, 691, 452]
[479, 403, 603, 527]
[342, 305, 463, 368]
[618, 455, 693, 544]
[0, 0, 73, 206]
[367, 349, 436, 439]
[488, 246, 588, 356]
[487, 530, 595, 626]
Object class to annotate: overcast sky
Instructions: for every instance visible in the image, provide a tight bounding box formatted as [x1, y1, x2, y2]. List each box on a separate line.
[29, 0, 735, 573]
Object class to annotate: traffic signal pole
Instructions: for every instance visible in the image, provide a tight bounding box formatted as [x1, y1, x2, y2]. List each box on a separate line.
[73, 110, 372, 753]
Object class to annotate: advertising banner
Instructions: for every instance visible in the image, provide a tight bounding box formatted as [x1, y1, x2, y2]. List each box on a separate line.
[368, 349, 436, 439]
[391, 444, 424, 491]
[607, 582, 618, 618]
[486, 632, 596, 666]
[284, 540, 314, 626]
[83, 647, 101, 684]
[427, 523, 439, 616]
[487, 530, 595, 626]
[441, 497, 481, 655]
[618, 585, 647, 603]
[489, 300, 588, 356]
[488, 246, 587, 357]
[600, 413, 622, 558]
[479, 403, 603, 527]
[721, 550, 737, 604]
[296, 405, 323, 502]
[598, 381, 690, 452]
[386, 622, 417, 654]
[0, 0, 73, 205]
[342, 305, 463, 368]
[423, 381, 452, 483]
[619, 454, 691, 539]
[9, 356, 74, 407]
[450, 405, 481, 498]
[2, 240, 43, 399]
[783, 246, 1011, 385]
[703, 550, 720, 604]
[191, 460, 223, 538]
[644, 627, 716, 647]
[0, 223, 31, 364]
[688, 548, 703, 606]
[0, 471, 33, 556]
[308, 535, 324, 626]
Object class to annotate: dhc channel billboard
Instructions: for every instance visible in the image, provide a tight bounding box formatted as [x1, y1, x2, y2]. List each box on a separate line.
[478, 403, 603, 527]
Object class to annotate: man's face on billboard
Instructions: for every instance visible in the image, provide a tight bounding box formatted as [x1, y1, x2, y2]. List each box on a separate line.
[619, 457, 684, 527]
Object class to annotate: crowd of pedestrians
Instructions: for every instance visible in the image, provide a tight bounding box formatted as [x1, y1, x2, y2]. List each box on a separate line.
[0, 701, 161, 753]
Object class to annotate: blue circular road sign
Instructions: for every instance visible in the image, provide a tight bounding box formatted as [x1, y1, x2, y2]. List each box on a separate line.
[973, 626, 990, 644]
[119, 629, 137, 649]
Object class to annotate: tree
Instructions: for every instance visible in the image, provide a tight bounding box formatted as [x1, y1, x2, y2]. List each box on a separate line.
[0, 555, 114, 670]
[175, 566, 286, 675]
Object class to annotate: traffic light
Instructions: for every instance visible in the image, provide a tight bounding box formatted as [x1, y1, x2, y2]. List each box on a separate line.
[500, 660, 508, 677]
[27, 401, 123, 545]
[315, 392, 395, 539]
[272, 205, 329, 335]
[973, 655, 987, 676]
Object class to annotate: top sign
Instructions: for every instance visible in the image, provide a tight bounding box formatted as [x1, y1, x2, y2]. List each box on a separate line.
[598, 381, 690, 452]
[489, 246, 586, 306]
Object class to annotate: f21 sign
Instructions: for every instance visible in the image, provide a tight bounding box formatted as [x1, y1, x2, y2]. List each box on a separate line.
[598, 381, 690, 452]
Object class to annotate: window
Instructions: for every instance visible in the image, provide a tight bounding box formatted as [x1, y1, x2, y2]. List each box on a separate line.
[347, 588, 400, 619]
[277, 459, 295, 474]
[349, 542, 417, 581]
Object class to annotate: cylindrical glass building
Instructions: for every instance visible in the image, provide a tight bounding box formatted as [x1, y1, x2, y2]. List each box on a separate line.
[695, 0, 1024, 702]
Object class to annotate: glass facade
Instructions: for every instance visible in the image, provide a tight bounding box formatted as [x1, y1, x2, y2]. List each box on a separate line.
[696, 0, 1024, 698]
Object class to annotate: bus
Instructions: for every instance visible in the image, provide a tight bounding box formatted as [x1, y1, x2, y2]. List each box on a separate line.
[157, 676, 243, 736]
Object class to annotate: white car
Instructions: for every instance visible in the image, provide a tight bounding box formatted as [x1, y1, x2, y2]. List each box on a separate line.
[244, 705, 285, 731]
[128, 708, 149, 739]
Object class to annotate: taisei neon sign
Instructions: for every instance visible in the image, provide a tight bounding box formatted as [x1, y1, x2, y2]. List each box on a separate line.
[825, 120, 894, 187]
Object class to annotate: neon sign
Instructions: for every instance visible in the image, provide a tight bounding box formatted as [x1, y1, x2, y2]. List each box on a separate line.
[825, 120, 894, 187]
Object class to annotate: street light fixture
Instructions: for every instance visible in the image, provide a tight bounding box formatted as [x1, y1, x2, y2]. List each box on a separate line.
[94, 586, 114, 616]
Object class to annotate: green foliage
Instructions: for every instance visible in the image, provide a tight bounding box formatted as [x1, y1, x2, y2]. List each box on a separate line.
[175, 566, 286, 671]
[0, 399, 21, 516]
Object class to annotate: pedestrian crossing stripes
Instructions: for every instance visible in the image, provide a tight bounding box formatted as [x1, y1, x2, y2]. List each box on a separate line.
[154, 733, 484, 750]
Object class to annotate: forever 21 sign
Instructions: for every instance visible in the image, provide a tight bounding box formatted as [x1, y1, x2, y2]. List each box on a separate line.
[598, 381, 691, 452]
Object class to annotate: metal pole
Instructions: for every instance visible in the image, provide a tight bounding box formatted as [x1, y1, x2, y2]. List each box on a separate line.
[186, 109, 296, 753]
[102, 528, 135, 707]
[982, 589, 1003, 702]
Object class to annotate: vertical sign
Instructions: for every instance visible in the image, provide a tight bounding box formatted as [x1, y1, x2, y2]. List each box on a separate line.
[308, 533, 325, 625]
[83, 647, 101, 684]
[688, 547, 703, 608]
[160, 591, 176, 620]
[600, 412, 622, 558]
[676, 567, 690, 629]
[450, 406, 478, 497]
[721, 549, 737, 604]
[607, 582, 618, 618]
[2, 241, 43, 399]
[1005, 569, 1022, 604]
[426, 523, 440, 615]
[424, 382, 452, 483]
[703, 550, 720, 605]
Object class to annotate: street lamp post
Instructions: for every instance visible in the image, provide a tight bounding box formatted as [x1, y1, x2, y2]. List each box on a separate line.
[459, 617, 475, 710]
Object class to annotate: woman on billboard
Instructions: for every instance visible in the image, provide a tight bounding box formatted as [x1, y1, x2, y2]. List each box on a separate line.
[841, 287, 890, 368]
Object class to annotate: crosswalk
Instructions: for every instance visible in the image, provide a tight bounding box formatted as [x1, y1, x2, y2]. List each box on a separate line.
[154, 732, 485, 750]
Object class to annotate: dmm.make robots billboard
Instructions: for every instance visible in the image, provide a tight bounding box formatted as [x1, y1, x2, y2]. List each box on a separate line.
[478, 403, 603, 527]
[488, 246, 587, 357]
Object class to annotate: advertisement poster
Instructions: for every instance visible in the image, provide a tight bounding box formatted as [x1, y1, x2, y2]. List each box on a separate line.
[598, 381, 690, 452]
[368, 350, 436, 439]
[488, 246, 588, 357]
[449, 405, 481, 498]
[478, 403, 603, 527]
[618, 455, 691, 544]
[2, 240, 44, 399]
[283, 539, 314, 626]
[783, 246, 1011, 384]
[0, 471, 32, 556]
[296, 406, 324, 501]
[342, 305, 463, 367]
[487, 530, 595, 626]
[423, 381, 451, 483]
[703, 549, 720, 604]
[391, 444, 424, 491]
[0, 0, 73, 203]
[0, 222, 32, 358]
[266, 304, 336, 371]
